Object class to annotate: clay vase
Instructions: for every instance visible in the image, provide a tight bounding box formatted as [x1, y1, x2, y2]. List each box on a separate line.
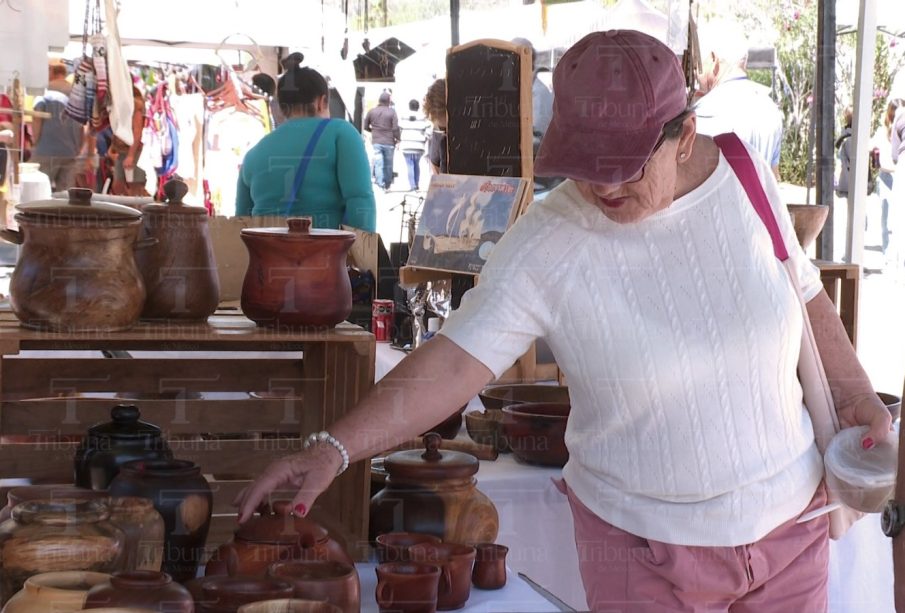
[188, 576, 294, 613]
[0, 499, 124, 605]
[407, 543, 476, 611]
[370, 433, 498, 546]
[240, 217, 355, 328]
[267, 561, 360, 613]
[238, 600, 342, 613]
[136, 179, 220, 321]
[0, 485, 107, 523]
[470, 543, 508, 590]
[108, 460, 212, 583]
[107, 497, 165, 572]
[374, 563, 441, 613]
[0, 187, 150, 332]
[1, 570, 111, 613]
[83, 570, 194, 612]
[73, 404, 174, 491]
[205, 502, 353, 578]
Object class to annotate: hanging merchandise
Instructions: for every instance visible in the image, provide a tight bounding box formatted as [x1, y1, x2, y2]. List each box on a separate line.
[104, 0, 135, 146]
[65, 0, 102, 124]
[145, 84, 179, 197]
[90, 32, 109, 131]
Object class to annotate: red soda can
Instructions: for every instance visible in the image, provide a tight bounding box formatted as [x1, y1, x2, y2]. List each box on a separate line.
[371, 299, 395, 341]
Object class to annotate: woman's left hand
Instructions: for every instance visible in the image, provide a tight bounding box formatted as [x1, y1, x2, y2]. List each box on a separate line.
[836, 393, 893, 449]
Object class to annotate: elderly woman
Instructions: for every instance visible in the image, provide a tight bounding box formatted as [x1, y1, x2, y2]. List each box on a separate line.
[235, 66, 376, 232]
[236, 31, 889, 612]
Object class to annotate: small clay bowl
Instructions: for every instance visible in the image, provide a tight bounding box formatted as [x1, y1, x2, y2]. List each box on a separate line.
[478, 384, 569, 411]
[501, 402, 570, 467]
[465, 411, 510, 452]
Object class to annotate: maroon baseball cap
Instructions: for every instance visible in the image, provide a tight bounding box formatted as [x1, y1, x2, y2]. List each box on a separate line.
[534, 30, 688, 184]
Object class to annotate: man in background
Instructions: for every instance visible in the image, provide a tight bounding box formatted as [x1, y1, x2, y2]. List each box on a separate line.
[695, 21, 784, 179]
[31, 62, 87, 191]
[364, 90, 400, 192]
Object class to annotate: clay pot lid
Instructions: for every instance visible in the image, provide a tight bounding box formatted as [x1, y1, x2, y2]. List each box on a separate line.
[235, 500, 330, 545]
[17, 188, 142, 220]
[86, 404, 164, 440]
[240, 217, 356, 239]
[384, 432, 479, 481]
[142, 178, 207, 215]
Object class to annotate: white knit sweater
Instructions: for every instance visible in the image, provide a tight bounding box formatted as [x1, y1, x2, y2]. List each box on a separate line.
[440, 148, 825, 546]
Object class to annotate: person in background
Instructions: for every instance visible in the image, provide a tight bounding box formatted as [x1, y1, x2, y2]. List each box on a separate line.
[236, 30, 888, 612]
[235, 66, 375, 232]
[109, 85, 148, 197]
[31, 62, 87, 191]
[364, 91, 400, 193]
[511, 37, 554, 138]
[422, 78, 447, 174]
[398, 99, 430, 192]
[873, 99, 904, 256]
[695, 20, 784, 179]
[888, 98, 905, 269]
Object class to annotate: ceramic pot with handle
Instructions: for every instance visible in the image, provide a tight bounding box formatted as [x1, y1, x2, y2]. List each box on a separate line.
[135, 179, 220, 321]
[240, 217, 355, 328]
[0, 188, 154, 331]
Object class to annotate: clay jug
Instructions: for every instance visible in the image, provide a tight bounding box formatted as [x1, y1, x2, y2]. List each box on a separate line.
[240, 217, 355, 328]
[370, 433, 498, 546]
[206, 502, 353, 577]
[108, 460, 212, 583]
[136, 179, 220, 321]
[1, 570, 110, 613]
[107, 497, 165, 572]
[83, 570, 194, 612]
[73, 404, 174, 490]
[0, 499, 124, 605]
[267, 561, 360, 613]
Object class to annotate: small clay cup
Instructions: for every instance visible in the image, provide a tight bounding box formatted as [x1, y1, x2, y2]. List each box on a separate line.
[471, 543, 508, 590]
[375, 532, 442, 564]
[375, 563, 441, 613]
[407, 543, 476, 611]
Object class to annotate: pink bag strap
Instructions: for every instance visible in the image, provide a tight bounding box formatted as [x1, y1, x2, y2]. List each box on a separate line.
[713, 133, 789, 262]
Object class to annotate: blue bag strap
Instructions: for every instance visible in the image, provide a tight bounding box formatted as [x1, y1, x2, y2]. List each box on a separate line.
[713, 132, 789, 262]
[285, 118, 331, 215]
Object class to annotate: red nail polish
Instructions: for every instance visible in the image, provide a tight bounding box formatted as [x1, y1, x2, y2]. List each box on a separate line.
[862, 437, 875, 450]
[294, 503, 307, 516]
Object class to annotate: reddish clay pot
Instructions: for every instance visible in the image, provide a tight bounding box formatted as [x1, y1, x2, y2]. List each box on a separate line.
[205, 502, 353, 577]
[240, 217, 355, 328]
[136, 179, 220, 322]
[267, 561, 360, 613]
[83, 570, 193, 612]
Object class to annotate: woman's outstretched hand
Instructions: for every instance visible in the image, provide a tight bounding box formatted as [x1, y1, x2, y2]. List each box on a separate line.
[837, 393, 894, 450]
[233, 444, 343, 523]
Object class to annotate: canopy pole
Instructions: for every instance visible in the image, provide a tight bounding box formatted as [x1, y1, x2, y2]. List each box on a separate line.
[450, 0, 460, 46]
[815, 0, 836, 260]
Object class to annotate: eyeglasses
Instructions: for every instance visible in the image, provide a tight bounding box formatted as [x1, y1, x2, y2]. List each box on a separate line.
[624, 131, 668, 184]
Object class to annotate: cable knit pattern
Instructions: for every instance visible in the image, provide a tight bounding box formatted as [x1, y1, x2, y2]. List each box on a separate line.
[440, 145, 824, 546]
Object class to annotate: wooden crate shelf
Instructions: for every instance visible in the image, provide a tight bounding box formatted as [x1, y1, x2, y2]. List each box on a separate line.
[0, 307, 375, 560]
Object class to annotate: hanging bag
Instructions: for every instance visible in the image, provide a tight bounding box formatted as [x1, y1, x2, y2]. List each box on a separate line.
[714, 132, 863, 540]
[104, 0, 136, 147]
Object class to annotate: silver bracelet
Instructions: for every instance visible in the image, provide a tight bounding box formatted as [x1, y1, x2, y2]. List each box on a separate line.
[303, 431, 350, 476]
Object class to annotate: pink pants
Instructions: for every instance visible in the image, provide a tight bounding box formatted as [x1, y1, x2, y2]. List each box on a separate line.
[560, 481, 829, 613]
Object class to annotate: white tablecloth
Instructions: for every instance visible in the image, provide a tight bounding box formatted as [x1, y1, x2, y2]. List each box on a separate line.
[374, 343, 896, 612]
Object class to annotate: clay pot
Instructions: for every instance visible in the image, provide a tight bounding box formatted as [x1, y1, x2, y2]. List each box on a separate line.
[407, 542, 475, 610]
[188, 576, 294, 613]
[501, 402, 570, 467]
[73, 404, 174, 491]
[374, 563, 440, 613]
[1, 570, 111, 613]
[470, 543, 508, 590]
[374, 532, 442, 564]
[83, 570, 193, 612]
[136, 179, 220, 321]
[108, 460, 212, 583]
[478, 384, 570, 411]
[464, 411, 509, 453]
[237, 600, 342, 613]
[240, 217, 355, 328]
[786, 204, 830, 249]
[0, 485, 107, 523]
[0, 499, 125, 605]
[267, 561, 360, 613]
[0, 187, 153, 331]
[206, 501, 353, 578]
[107, 497, 165, 573]
[369, 433, 498, 546]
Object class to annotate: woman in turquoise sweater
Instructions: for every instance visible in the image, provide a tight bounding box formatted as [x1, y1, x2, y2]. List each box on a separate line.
[236, 67, 376, 232]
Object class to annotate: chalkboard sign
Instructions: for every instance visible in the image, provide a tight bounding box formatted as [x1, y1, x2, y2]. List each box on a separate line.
[445, 40, 533, 179]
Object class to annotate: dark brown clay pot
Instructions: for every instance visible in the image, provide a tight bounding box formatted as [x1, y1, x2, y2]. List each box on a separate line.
[407, 542, 476, 611]
[0, 499, 125, 605]
[206, 502, 353, 578]
[369, 433, 498, 546]
[374, 563, 440, 613]
[188, 576, 294, 613]
[108, 460, 212, 583]
[136, 179, 220, 321]
[267, 561, 360, 613]
[0, 485, 107, 523]
[240, 217, 355, 328]
[0, 188, 153, 332]
[84, 570, 194, 612]
[73, 404, 174, 491]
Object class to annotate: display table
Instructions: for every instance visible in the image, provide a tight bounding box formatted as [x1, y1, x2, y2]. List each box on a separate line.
[356, 563, 559, 612]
